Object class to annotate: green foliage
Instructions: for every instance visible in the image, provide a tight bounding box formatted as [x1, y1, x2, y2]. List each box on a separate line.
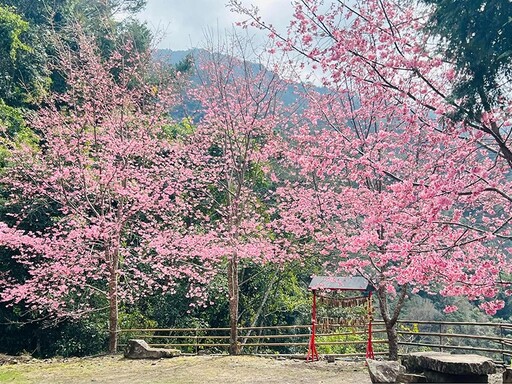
[0, 0, 153, 103]
[0, 4, 30, 60]
[119, 308, 157, 330]
[117, 308, 158, 349]
[0, 1, 156, 359]
[175, 54, 194, 74]
[401, 295, 443, 322]
[162, 118, 195, 141]
[79, 1, 152, 57]
[0, 104, 38, 149]
[0, 99, 25, 135]
[238, 263, 311, 328]
[316, 327, 364, 355]
[423, 0, 512, 117]
[0, 4, 49, 106]
[117, 18, 152, 52]
[49, 318, 108, 357]
[0, 308, 108, 358]
[0, 101, 27, 167]
[0, 0, 71, 27]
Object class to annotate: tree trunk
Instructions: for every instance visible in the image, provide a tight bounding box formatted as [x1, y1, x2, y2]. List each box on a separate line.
[108, 249, 119, 354]
[384, 321, 399, 360]
[376, 283, 408, 361]
[227, 256, 240, 355]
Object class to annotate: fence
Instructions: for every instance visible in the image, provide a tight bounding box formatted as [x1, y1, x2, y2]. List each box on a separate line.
[119, 320, 512, 362]
[395, 320, 512, 363]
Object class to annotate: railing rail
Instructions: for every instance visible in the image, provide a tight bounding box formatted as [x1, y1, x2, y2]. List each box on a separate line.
[119, 319, 512, 362]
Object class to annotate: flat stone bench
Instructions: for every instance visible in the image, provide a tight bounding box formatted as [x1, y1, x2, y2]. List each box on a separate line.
[401, 351, 496, 383]
[124, 339, 181, 359]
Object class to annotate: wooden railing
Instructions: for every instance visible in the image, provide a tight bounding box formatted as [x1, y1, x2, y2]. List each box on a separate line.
[395, 320, 512, 363]
[119, 324, 386, 357]
[119, 320, 512, 362]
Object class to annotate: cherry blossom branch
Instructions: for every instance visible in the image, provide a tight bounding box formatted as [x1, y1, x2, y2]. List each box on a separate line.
[435, 221, 512, 240]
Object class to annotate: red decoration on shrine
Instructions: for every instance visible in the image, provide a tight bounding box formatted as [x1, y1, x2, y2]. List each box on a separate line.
[366, 291, 374, 359]
[306, 276, 375, 362]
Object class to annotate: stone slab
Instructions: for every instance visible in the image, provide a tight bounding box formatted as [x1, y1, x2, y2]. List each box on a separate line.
[401, 352, 496, 375]
[423, 369, 488, 383]
[124, 339, 181, 359]
[504, 368, 512, 384]
[396, 372, 427, 383]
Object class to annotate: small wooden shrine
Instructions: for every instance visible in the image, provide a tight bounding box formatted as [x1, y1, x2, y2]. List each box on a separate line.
[306, 275, 375, 361]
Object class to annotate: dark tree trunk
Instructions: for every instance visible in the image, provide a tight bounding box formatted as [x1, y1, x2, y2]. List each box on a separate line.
[227, 257, 240, 355]
[384, 321, 399, 360]
[376, 283, 408, 361]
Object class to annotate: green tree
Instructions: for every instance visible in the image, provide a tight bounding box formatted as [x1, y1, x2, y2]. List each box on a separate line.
[0, 5, 49, 107]
[0, 0, 152, 98]
[0, 0, 155, 358]
[422, 0, 512, 163]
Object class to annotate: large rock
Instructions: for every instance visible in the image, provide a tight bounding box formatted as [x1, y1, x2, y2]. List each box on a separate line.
[504, 368, 512, 384]
[423, 369, 488, 383]
[396, 372, 427, 383]
[366, 359, 406, 383]
[124, 339, 181, 359]
[401, 352, 496, 375]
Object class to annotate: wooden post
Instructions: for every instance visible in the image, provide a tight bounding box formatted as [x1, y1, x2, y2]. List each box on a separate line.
[439, 323, 443, 352]
[500, 324, 505, 364]
[195, 327, 198, 355]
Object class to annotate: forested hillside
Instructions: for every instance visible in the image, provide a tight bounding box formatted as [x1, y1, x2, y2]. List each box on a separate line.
[0, 0, 511, 360]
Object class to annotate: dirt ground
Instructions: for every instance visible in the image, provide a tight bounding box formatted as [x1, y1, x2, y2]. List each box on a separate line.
[1, 354, 506, 383]
[0, 355, 371, 384]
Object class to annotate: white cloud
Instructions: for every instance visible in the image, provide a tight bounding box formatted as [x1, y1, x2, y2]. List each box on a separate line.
[137, 0, 293, 50]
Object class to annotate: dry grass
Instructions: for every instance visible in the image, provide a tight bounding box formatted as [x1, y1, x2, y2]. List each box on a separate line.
[0, 355, 371, 384]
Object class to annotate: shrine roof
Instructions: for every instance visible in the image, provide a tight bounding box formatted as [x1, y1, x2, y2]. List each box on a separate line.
[308, 276, 373, 291]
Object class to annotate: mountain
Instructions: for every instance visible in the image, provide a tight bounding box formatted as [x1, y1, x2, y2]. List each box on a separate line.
[155, 48, 324, 112]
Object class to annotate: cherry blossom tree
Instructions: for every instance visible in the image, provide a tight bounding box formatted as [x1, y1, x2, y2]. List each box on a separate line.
[230, 0, 512, 359]
[0, 31, 219, 353]
[273, 79, 511, 358]
[188, 36, 297, 354]
[230, 0, 512, 171]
